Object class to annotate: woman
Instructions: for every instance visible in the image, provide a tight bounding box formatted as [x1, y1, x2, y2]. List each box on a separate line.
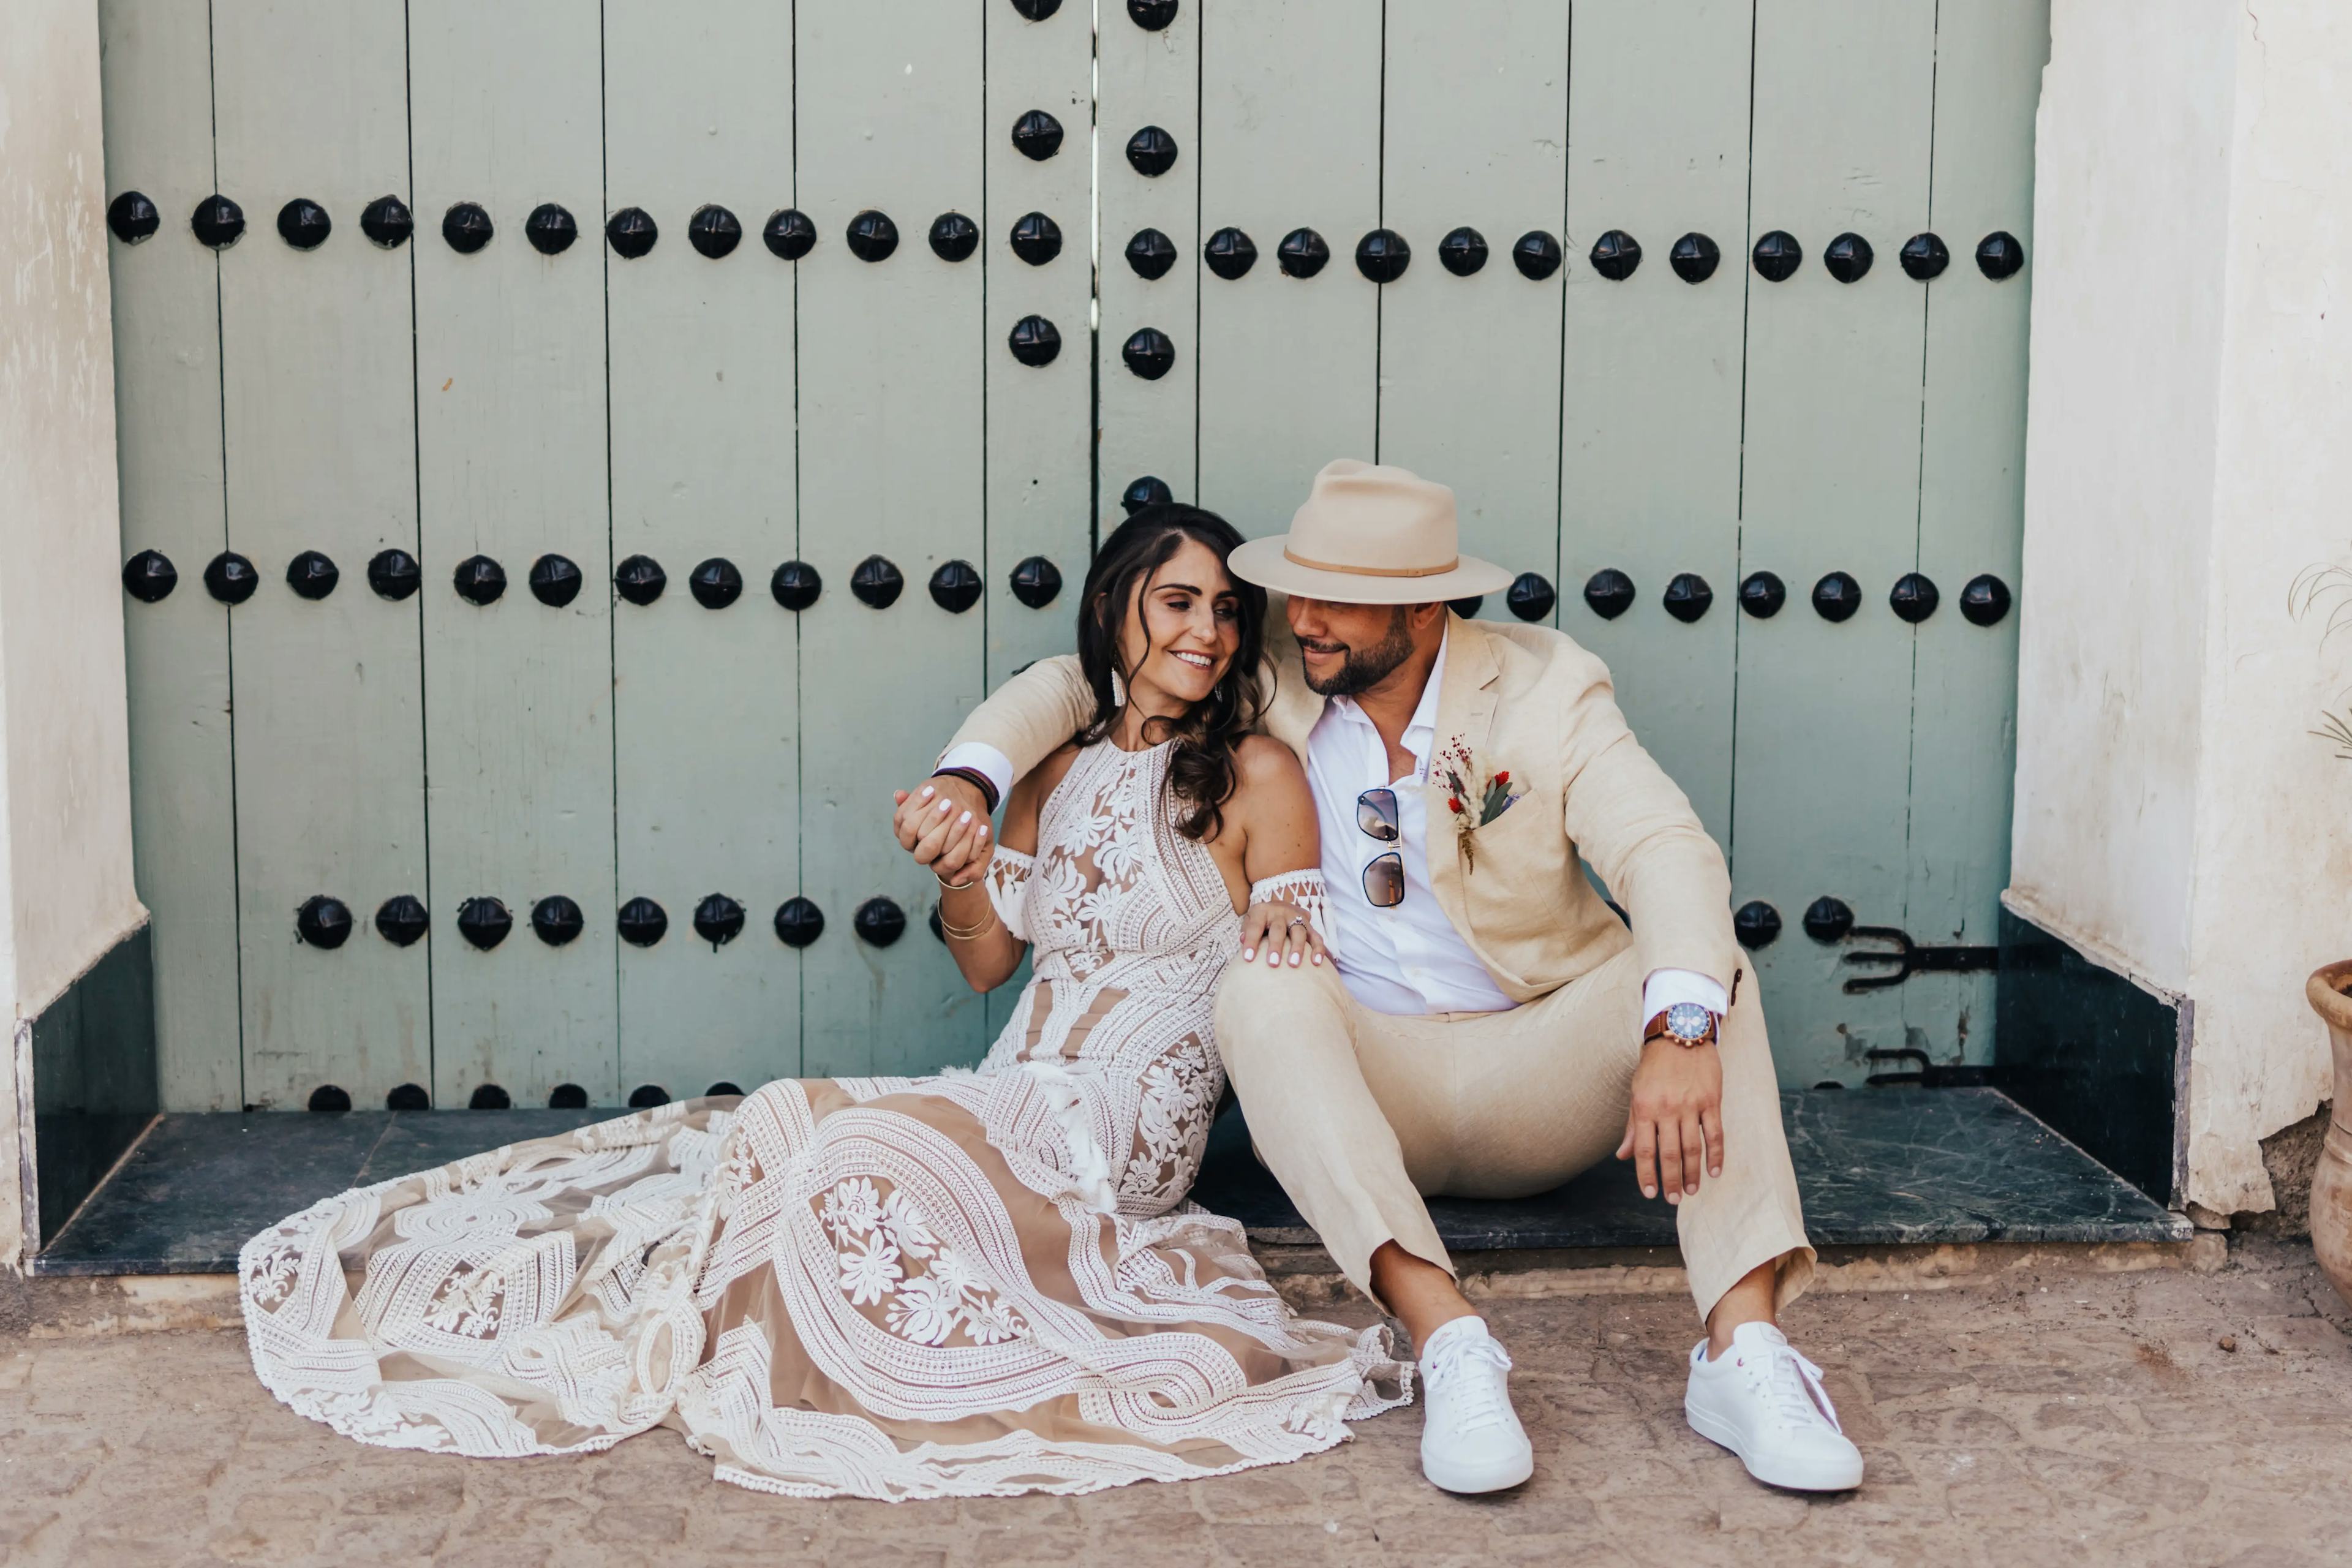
[239, 505, 1407, 1501]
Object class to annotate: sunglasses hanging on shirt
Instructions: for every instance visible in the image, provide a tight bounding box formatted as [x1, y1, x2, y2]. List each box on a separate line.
[1357, 788, 1405, 908]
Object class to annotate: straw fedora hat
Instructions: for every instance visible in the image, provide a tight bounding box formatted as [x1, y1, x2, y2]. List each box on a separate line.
[1226, 459, 1513, 605]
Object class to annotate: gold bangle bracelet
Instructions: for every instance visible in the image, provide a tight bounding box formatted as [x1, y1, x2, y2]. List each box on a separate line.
[938, 907, 998, 942]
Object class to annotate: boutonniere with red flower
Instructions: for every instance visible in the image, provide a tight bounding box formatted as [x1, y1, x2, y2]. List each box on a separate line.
[1434, 736, 1525, 873]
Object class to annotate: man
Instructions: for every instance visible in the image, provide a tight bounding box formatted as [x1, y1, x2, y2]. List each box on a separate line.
[896, 461, 1862, 1496]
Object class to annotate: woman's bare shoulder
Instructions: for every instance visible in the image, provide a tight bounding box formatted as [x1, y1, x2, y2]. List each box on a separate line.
[1231, 733, 1310, 801]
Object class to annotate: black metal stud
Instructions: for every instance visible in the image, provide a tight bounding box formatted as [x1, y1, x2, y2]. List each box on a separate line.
[1508, 572, 1557, 622]
[526, 203, 578, 255]
[204, 552, 259, 605]
[1438, 227, 1488, 277]
[929, 560, 984, 614]
[1581, 569, 1635, 620]
[764, 208, 816, 260]
[1751, 230, 1802, 282]
[529, 553, 582, 607]
[442, 202, 492, 254]
[628, 1085, 671, 1109]
[1011, 0, 1062, 19]
[618, 896, 669, 947]
[532, 895, 584, 946]
[1010, 556, 1062, 609]
[1128, 0, 1177, 27]
[690, 557, 744, 609]
[1811, 571, 1861, 622]
[846, 210, 899, 263]
[1204, 227, 1257, 281]
[286, 550, 339, 600]
[1889, 571, 1939, 623]
[107, 191, 160, 244]
[1009, 211, 1062, 266]
[774, 897, 824, 947]
[548, 1083, 589, 1110]
[928, 211, 979, 262]
[1670, 232, 1721, 284]
[690, 204, 742, 259]
[121, 550, 177, 603]
[1125, 227, 1178, 279]
[453, 554, 507, 606]
[1012, 109, 1065, 162]
[375, 894, 428, 946]
[605, 206, 656, 258]
[192, 194, 246, 249]
[614, 554, 667, 606]
[469, 1084, 512, 1110]
[296, 895, 353, 949]
[276, 198, 331, 250]
[1008, 314, 1061, 366]
[387, 1084, 432, 1111]
[1512, 231, 1563, 281]
[1126, 126, 1178, 177]
[1823, 232, 1873, 284]
[368, 549, 421, 601]
[694, 894, 747, 947]
[1278, 228, 1331, 279]
[1975, 230, 2025, 281]
[772, 560, 821, 611]
[1588, 229, 1641, 281]
[1448, 597, 1484, 619]
[1959, 573, 2012, 627]
[929, 905, 945, 943]
[1122, 328, 1175, 380]
[1734, 900, 1782, 950]
[1123, 476, 1172, 514]
[457, 896, 513, 950]
[706, 1081, 744, 1097]
[854, 896, 907, 947]
[361, 195, 413, 248]
[1738, 571, 1786, 619]
[851, 556, 905, 609]
[308, 1085, 352, 1113]
[1355, 228, 1411, 284]
[1662, 572, 1713, 623]
[1803, 895, 1855, 944]
[1899, 232, 1949, 281]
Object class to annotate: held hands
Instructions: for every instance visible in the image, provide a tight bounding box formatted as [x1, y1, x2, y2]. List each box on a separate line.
[1239, 900, 1327, 969]
[1616, 1035, 1725, 1205]
[892, 777, 995, 886]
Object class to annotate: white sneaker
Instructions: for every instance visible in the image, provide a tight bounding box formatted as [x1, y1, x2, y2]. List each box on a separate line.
[1684, 1322, 1864, 1492]
[1415, 1316, 1534, 1494]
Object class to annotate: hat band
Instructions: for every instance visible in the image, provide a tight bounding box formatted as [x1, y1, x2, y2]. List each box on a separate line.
[1281, 544, 1460, 579]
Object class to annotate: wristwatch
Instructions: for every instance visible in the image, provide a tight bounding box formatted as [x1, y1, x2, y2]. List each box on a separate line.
[1643, 1001, 1721, 1049]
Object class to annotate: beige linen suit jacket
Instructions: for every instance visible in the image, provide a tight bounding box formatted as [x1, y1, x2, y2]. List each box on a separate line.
[948, 605, 1743, 1005]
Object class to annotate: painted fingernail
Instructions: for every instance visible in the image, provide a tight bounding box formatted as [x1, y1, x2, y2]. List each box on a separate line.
[1288, 952, 1300, 967]
[979, 824, 990, 838]
[937, 801, 951, 814]
[1644, 1186, 1657, 1199]
[959, 811, 971, 824]
[919, 785, 934, 800]
[1242, 948, 1254, 960]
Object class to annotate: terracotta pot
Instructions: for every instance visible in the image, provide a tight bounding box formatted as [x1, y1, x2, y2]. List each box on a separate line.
[2304, 962, 2352, 1308]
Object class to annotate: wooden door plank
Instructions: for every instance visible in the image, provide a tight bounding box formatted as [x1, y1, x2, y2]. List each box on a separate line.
[98, 0, 242, 1110]
[410, 0, 617, 1109]
[212, 0, 429, 1111]
[1730, 0, 1937, 1087]
[605, 0, 801, 1103]
[795, 0, 990, 1078]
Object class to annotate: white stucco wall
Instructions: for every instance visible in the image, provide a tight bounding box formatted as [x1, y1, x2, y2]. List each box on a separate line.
[2012, 0, 2352, 1213]
[0, 0, 147, 1265]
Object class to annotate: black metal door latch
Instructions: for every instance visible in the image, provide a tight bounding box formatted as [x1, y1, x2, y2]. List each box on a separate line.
[1840, 924, 1999, 993]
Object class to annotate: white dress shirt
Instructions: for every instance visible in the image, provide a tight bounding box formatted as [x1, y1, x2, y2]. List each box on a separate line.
[938, 632, 1727, 1023]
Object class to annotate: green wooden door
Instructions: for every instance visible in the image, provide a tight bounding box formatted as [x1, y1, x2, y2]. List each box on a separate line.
[103, 0, 2043, 1109]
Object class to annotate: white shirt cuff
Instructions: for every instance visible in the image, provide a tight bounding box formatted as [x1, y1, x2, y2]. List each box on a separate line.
[936, 742, 1015, 810]
[1642, 968, 1728, 1020]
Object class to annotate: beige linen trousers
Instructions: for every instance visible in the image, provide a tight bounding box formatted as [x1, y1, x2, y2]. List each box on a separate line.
[948, 610, 1815, 1321]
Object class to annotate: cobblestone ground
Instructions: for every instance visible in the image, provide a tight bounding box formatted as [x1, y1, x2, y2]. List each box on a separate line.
[3, 1238, 2348, 1567]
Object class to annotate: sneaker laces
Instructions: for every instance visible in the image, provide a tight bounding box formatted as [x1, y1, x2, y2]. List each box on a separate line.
[1423, 1330, 1515, 1435]
[1740, 1342, 1842, 1436]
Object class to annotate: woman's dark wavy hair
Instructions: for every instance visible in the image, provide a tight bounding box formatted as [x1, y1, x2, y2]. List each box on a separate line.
[1074, 503, 1268, 842]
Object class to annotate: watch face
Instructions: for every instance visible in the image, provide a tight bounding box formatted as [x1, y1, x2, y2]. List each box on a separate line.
[1665, 1001, 1712, 1041]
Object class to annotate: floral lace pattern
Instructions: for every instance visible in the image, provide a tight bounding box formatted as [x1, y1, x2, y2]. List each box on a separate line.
[240, 738, 1404, 1501]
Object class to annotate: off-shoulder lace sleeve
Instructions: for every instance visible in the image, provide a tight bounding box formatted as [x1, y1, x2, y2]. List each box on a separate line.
[986, 847, 1036, 943]
[1248, 869, 1329, 944]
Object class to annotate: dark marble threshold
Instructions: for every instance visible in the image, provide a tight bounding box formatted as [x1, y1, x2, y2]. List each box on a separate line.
[32, 1087, 2185, 1277]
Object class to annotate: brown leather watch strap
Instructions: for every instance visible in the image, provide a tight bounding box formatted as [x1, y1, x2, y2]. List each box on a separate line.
[1642, 1008, 1720, 1047]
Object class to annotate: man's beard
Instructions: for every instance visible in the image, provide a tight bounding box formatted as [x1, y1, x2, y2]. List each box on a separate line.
[1301, 606, 1416, 697]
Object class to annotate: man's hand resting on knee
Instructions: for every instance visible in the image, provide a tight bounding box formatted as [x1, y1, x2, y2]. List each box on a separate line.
[893, 775, 995, 887]
[1616, 1038, 1724, 1204]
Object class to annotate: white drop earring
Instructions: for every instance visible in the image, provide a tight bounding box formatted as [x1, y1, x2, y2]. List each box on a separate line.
[1110, 668, 1128, 708]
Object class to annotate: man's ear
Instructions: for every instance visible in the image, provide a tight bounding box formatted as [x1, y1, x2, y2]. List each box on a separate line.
[1407, 600, 1449, 636]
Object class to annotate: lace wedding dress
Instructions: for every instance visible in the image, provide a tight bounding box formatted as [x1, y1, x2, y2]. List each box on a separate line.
[241, 737, 1408, 1500]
